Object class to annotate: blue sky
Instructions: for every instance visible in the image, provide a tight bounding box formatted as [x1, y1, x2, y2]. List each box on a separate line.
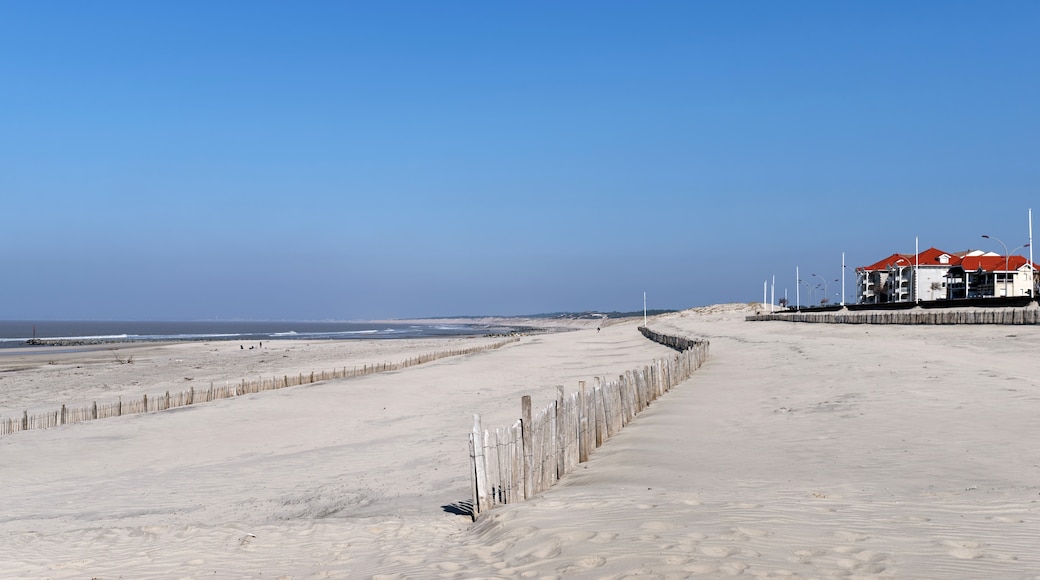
[2, 1, 1038, 319]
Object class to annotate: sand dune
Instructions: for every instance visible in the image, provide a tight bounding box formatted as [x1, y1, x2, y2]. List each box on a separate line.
[2, 305, 1038, 578]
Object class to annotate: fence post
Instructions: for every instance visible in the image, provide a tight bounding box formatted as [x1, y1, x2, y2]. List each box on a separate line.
[555, 385, 565, 479]
[471, 414, 490, 517]
[468, 433, 480, 521]
[578, 381, 589, 463]
[521, 395, 533, 500]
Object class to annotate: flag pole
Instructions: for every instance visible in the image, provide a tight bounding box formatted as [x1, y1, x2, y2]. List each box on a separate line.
[1030, 209, 1035, 296]
[915, 236, 919, 302]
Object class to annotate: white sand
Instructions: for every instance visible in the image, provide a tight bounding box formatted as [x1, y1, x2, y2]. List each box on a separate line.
[2, 306, 1038, 578]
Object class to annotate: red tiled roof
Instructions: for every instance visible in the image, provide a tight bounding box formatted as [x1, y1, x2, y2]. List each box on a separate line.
[957, 255, 1039, 272]
[858, 247, 1038, 273]
[858, 248, 959, 271]
[859, 253, 914, 272]
[916, 247, 958, 266]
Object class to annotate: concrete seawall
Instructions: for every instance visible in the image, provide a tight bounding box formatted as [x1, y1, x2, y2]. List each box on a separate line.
[747, 304, 1040, 325]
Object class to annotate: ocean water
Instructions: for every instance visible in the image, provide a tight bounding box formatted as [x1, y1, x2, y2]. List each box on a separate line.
[0, 320, 512, 349]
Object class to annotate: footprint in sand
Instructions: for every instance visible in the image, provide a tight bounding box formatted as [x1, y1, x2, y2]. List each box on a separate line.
[722, 527, 770, 542]
[683, 562, 720, 574]
[989, 515, 1024, 523]
[992, 553, 1019, 561]
[556, 556, 608, 575]
[490, 509, 518, 522]
[948, 547, 983, 560]
[854, 550, 886, 563]
[720, 561, 749, 574]
[529, 539, 562, 559]
[738, 548, 761, 558]
[943, 540, 983, 549]
[787, 549, 824, 564]
[833, 530, 870, 543]
[484, 540, 513, 554]
[943, 539, 984, 560]
[835, 557, 860, 569]
[700, 546, 737, 557]
[556, 530, 597, 542]
[574, 556, 607, 568]
[794, 549, 825, 557]
[505, 526, 540, 541]
[735, 526, 770, 537]
[587, 531, 618, 544]
[640, 521, 681, 532]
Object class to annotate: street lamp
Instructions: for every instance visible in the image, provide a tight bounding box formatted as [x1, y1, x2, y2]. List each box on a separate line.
[980, 236, 1029, 297]
[799, 279, 814, 309]
[982, 235, 1009, 297]
[892, 258, 912, 302]
[1009, 243, 1031, 296]
[812, 273, 828, 305]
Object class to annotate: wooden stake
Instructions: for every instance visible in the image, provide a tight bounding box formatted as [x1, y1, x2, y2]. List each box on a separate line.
[521, 395, 533, 500]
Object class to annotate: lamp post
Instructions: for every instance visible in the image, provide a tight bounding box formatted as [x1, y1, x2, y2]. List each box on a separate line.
[811, 273, 828, 305]
[892, 258, 911, 302]
[799, 279, 814, 309]
[841, 252, 846, 306]
[981, 234, 1006, 297]
[1009, 243, 1031, 296]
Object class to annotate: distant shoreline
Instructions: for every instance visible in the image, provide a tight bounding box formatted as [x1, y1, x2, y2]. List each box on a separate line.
[0, 320, 532, 350]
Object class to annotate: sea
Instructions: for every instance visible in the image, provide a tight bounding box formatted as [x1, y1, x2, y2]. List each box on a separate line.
[0, 320, 516, 350]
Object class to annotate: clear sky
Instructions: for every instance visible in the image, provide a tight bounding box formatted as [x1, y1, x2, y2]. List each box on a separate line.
[2, 1, 1038, 320]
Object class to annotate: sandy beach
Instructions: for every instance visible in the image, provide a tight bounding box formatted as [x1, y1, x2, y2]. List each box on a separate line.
[2, 305, 1039, 578]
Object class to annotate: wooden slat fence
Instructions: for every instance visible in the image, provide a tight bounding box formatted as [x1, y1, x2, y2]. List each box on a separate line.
[468, 328, 709, 520]
[1, 337, 519, 437]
